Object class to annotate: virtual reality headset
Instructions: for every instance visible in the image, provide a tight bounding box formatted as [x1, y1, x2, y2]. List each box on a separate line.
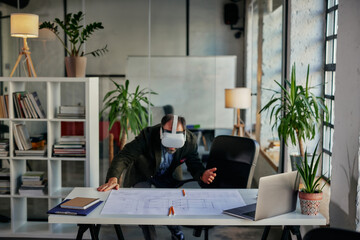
[160, 115, 186, 148]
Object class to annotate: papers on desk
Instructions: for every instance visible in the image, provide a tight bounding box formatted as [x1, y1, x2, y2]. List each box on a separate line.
[101, 189, 246, 216]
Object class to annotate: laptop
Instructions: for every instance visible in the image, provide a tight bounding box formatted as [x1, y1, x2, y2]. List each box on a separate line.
[223, 171, 299, 221]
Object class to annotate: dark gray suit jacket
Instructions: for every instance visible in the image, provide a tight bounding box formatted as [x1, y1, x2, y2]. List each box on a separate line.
[106, 124, 205, 187]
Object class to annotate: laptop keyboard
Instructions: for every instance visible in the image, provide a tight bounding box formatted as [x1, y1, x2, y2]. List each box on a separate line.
[243, 211, 256, 218]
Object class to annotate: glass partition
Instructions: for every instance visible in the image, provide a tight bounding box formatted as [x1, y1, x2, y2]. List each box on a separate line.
[0, 0, 249, 182]
[246, 0, 284, 170]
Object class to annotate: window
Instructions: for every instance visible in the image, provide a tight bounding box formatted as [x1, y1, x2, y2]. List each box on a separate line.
[322, 0, 338, 179]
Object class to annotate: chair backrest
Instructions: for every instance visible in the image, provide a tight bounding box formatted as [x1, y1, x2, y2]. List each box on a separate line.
[204, 135, 259, 189]
[303, 227, 360, 240]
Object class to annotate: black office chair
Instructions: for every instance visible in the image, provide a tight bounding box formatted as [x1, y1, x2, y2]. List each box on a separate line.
[303, 227, 360, 240]
[188, 135, 260, 240]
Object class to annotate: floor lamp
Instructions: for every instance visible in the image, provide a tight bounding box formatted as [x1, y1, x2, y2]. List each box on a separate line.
[10, 13, 39, 77]
[225, 88, 251, 137]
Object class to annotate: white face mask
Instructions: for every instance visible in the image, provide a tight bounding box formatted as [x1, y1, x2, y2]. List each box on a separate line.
[160, 115, 186, 148]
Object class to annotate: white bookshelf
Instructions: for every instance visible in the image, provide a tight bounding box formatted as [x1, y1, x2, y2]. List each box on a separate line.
[0, 77, 99, 238]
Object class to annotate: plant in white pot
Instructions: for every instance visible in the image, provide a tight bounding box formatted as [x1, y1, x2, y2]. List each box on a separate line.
[260, 63, 328, 169]
[39, 11, 108, 77]
[296, 144, 327, 215]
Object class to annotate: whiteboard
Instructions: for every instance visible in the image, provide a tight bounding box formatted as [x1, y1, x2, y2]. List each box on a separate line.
[126, 56, 236, 129]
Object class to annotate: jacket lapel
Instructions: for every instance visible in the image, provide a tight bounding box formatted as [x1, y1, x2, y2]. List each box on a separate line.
[152, 126, 162, 173]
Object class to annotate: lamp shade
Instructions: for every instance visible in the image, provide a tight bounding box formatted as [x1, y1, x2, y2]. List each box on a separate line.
[225, 88, 251, 109]
[11, 13, 39, 38]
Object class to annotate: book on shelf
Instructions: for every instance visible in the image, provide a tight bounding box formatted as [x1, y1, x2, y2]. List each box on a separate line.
[57, 113, 85, 119]
[47, 199, 103, 216]
[21, 178, 47, 187]
[0, 187, 10, 194]
[18, 187, 46, 196]
[0, 181, 10, 188]
[28, 91, 46, 118]
[0, 168, 10, 194]
[0, 168, 10, 177]
[0, 95, 9, 118]
[12, 91, 46, 119]
[53, 136, 86, 157]
[13, 123, 32, 150]
[53, 143, 84, 149]
[15, 145, 47, 156]
[13, 123, 23, 150]
[60, 197, 100, 210]
[0, 139, 9, 157]
[21, 179, 46, 186]
[21, 171, 44, 181]
[0, 151, 9, 157]
[12, 93, 21, 118]
[59, 105, 85, 114]
[0, 96, 3, 118]
[57, 136, 86, 145]
[60, 136, 86, 142]
[23, 94, 38, 118]
[15, 92, 27, 118]
[19, 177, 47, 195]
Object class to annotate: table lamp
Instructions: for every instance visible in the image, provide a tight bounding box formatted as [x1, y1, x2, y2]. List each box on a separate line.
[10, 13, 39, 77]
[225, 88, 251, 137]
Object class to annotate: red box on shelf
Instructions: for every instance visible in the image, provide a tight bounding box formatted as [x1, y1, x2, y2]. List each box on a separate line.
[61, 122, 84, 136]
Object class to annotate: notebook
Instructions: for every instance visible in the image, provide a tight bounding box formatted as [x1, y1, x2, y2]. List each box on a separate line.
[223, 171, 299, 221]
[47, 199, 103, 216]
[60, 197, 100, 210]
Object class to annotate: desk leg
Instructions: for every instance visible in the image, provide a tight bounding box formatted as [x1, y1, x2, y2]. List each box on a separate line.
[76, 224, 101, 240]
[76, 224, 89, 240]
[261, 226, 271, 240]
[280, 226, 302, 240]
[114, 224, 125, 240]
[89, 224, 100, 240]
[289, 226, 302, 240]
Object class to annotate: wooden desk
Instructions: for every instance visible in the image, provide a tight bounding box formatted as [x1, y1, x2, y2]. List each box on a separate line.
[48, 188, 326, 240]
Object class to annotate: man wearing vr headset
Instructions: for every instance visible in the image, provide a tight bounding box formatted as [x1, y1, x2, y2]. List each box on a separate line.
[98, 114, 217, 240]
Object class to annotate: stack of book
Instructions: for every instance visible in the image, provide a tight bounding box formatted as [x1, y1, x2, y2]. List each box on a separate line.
[57, 105, 85, 119]
[53, 136, 86, 157]
[0, 168, 10, 194]
[18, 171, 47, 196]
[0, 94, 9, 118]
[13, 91, 46, 119]
[0, 139, 9, 157]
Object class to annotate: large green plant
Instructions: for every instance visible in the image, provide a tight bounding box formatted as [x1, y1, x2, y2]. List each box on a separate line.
[39, 11, 108, 57]
[296, 144, 327, 193]
[260, 63, 328, 157]
[100, 79, 157, 148]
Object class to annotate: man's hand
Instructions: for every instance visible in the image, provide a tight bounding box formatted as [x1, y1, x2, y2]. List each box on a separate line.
[201, 168, 217, 184]
[97, 177, 120, 192]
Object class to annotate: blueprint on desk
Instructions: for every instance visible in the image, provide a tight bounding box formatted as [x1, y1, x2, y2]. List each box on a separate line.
[101, 189, 246, 215]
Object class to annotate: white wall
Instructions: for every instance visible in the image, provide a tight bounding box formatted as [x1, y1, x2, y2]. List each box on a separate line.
[260, 4, 283, 148]
[330, 0, 360, 230]
[287, 0, 325, 171]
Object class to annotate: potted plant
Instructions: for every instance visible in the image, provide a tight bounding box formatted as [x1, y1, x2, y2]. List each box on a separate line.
[296, 144, 327, 215]
[39, 11, 108, 77]
[260, 63, 328, 169]
[100, 79, 157, 150]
